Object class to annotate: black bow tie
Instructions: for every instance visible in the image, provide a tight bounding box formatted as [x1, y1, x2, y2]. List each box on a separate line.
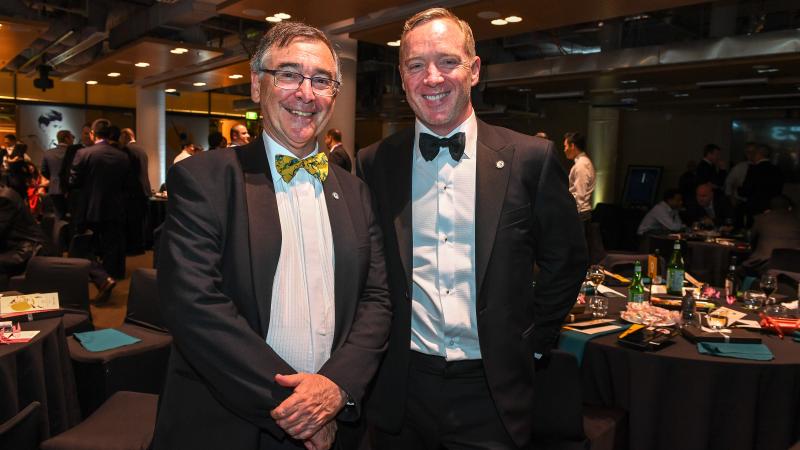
[419, 132, 466, 162]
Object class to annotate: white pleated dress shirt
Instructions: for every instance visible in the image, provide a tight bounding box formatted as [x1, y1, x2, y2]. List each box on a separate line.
[411, 112, 480, 361]
[263, 131, 336, 374]
[569, 152, 595, 214]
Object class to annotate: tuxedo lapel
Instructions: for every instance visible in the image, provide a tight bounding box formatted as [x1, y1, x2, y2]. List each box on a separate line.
[474, 121, 513, 309]
[236, 136, 281, 337]
[386, 132, 414, 291]
[322, 168, 357, 348]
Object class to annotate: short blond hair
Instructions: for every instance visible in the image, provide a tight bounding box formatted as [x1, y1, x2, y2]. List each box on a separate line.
[400, 8, 476, 60]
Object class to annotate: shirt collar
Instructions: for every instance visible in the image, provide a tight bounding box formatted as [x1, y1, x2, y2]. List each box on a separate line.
[413, 110, 477, 163]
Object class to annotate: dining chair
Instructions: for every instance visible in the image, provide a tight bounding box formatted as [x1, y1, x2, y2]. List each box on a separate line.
[0, 401, 41, 450]
[588, 223, 652, 279]
[126, 268, 166, 331]
[40, 391, 157, 450]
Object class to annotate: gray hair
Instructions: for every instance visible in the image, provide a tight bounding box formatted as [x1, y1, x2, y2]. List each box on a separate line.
[250, 21, 341, 84]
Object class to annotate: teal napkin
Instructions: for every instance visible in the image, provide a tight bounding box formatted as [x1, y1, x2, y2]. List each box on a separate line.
[558, 324, 630, 365]
[74, 328, 141, 352]
[697, 342, 774, 361]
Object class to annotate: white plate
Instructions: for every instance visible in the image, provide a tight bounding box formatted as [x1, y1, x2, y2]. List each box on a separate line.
[620, 310, 676, 327]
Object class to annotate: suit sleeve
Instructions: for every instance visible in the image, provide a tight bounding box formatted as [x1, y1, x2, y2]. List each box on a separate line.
[530, 143, 588, 356]
[68, 150, 87, 188]
[318, 180, 392, 421]
[158, 163, 295, 438]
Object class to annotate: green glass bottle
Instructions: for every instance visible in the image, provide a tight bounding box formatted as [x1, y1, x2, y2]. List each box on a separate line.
[628, 261, 646, 303]
[666, 241, 685, 295]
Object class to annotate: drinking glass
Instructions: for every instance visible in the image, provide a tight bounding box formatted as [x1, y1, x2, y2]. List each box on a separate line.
[706, 311, 728, 330]
[742, 290, 766, 310]
[588, 296, 608, 318]
[588, 265, 605, 289]
[760, 274, 777, 305]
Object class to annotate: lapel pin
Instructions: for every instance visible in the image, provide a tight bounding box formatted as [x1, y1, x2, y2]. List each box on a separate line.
[496, 160, 505, 169]
[332, 192, 340, 200]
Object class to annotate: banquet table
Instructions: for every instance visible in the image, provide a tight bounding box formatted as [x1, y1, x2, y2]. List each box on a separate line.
[0, 317, 81, 438]
[572, 292, 800, 450]
[648, 234, 751, 286]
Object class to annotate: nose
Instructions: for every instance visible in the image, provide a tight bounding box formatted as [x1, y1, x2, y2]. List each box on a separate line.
[423, 62, 444, 86]
[294, 77, 315, 101]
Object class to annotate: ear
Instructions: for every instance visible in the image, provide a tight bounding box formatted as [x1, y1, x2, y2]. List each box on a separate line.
[470, 56, 481, 87]
[250, 72, 261, 103]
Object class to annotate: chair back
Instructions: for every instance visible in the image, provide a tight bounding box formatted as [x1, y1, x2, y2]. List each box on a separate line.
[532, 350, 587, 446]
[0, 401, 41, 450]
[126, 268, 165, 331]
[22, 256, 91, 312]
[52, 219, 71, 255]
[587, 223, 608, 265]
[68, 231, 94, 259]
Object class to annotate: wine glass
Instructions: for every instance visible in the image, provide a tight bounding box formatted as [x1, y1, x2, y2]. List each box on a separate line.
[760, 274, 777, 305]
[588, 265, 605, 290]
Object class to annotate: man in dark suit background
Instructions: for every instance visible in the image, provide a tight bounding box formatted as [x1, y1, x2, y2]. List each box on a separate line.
[120, 128, 151, 255]
[153, 21, 391, 450]
[695, 143, 726, 190]
[739, 144, 783, 226]
[358, 8, 587, 449]
[69, 119, 130, 302]
[324, 128, 352, 172]
[41, 129, 74, 218]
[682, 182, 733, 229]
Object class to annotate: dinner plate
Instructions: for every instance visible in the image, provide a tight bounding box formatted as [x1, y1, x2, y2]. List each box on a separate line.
[620, 310, 677, 327]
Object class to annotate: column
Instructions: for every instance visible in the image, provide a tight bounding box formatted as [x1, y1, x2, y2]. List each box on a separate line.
[587, 107, 619, 206]
[136, 87, 166, 189]
[324, 34, 357, 172]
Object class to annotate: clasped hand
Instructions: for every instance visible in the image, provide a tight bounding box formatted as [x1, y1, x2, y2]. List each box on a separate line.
[271, 373, 346, 447]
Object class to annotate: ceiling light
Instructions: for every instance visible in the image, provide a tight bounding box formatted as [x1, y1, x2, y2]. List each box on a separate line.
[193, 82, 206, 87]
[387, 40, 400, 47]
[107, 72, 121, 77]
[85, 80, 98, 85]
[597, 21, 604, 27]
[274, 13, 291, 20]
[170, 47, 188, 54]
[505, 16, 522, 23]
[134, 62, 150, 68]
[477, 11, 500, 19]
[228, 74, 244, 79]
[673, 93, 690, 97]
[621, 79, 638, 84]
[491, 19, 508, 26]
[757, 68, 779, 74]
[165, 88, 177, 93]
[266, 16, 281, 22]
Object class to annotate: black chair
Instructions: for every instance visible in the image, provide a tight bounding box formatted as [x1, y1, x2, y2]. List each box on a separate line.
[588, 223, 651, 279]
[126, 268, 166, 331]
[17, 256, 93, 335]
[0, 401, 41, 450]
[766, 248, 800, 296]
[67, 230, 93, 260]
[533, 350, 627, 450]
[69, 269, 170, 416]
[40, 391, 157, 450]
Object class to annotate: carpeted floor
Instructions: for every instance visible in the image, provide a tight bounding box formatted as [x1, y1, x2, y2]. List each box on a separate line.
[89, 251, 154, 329]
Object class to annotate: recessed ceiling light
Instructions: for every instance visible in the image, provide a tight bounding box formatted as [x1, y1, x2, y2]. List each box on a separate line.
[505, 16, 522, 23]
[477, 11, 500, 19]
[387, 40, 400, 47]
[193, 82, 207, 87]
[134, 62, 150, 68]
[86, 80, 98, 85]
[228, 74, 244, 79]
[491, 19, 508, 26]
[597, 21, 604, 27]
[621, 79, 638, 84]
[266, 16, 281, 22]
[757, 68, 779, 74]
[274, 13, 291, 20]
[170, 47, 188, 54]
[107, 72, 121, 77]
[165, 88, 177, 93]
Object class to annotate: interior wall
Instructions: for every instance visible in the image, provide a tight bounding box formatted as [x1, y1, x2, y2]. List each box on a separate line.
[616, 108, 794, 204]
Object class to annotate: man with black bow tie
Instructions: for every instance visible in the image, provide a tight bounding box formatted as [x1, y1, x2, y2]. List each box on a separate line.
[358, 8, 587, 449]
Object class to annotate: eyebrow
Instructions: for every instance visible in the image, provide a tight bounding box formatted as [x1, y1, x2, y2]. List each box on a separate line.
[274, 62, 334, 79]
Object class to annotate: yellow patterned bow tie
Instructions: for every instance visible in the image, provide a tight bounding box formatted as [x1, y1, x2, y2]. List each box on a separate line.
[275, 152, 328, 183]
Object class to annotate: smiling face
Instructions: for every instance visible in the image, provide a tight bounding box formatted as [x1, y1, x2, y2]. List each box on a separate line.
[400, 18, 480, 136]
[250, 38, 337, 158]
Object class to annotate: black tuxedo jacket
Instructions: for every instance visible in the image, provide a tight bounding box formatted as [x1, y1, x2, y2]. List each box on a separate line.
[153, 136, 392, 449]
[68, 142, 130, 224]
[329, 144, 352, 173]
[357, 120, 587, 448]
[125, 142, 152, 198]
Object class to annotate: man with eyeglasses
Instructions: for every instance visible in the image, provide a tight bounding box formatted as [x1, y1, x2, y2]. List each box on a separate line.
[358, 8, 587, 449]
[154, 21, 391, 450]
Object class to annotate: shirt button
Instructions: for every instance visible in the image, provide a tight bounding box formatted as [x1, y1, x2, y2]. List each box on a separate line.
[445, 289, 451, 295]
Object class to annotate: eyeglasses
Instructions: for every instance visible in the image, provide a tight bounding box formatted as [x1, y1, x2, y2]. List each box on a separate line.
[259, 69, 340, 97]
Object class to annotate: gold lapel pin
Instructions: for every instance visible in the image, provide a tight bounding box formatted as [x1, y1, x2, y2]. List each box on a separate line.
[496, 160, 505, 169]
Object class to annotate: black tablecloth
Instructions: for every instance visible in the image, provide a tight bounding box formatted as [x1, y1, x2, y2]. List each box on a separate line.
[577, 294, 800, 450]
[648, 235, 751, 286]
[0, 318, 81, 438]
